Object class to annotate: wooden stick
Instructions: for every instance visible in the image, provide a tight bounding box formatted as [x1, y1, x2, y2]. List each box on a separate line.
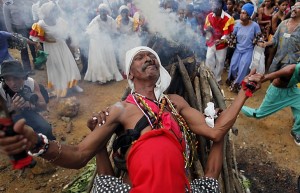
[177, 55, 198, 109]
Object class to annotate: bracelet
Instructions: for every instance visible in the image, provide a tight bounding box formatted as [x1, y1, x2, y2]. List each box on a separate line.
[48, 140, 62, 163]
[28, 133, 49, 157]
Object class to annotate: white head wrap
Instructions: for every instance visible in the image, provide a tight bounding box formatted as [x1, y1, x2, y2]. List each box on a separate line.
[38, 1, 56, 20]
[98, 3, 111, 15]
[119, 5, 129, 14]
[125, 46, 171, 101]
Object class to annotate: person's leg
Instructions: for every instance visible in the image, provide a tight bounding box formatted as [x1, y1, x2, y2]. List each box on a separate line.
[205, 46, 216, 74]
[234, 50, 252, 85]
[14, 110, 56, 140]
[290, 94, 300, 145]
[26, 28, 37, 59]
[79, 48, 88, 75]
[189, 139, 223, 193]
[215, 47, 227, 82]
[227, 51, 241, 82]
[242, 85, 290, 118]
[16, 28, 33, 73]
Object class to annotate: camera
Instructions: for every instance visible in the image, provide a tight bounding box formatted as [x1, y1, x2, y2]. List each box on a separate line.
[18, 86, 38, 104]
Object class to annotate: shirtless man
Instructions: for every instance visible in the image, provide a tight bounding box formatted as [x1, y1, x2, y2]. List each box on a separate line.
[0, 46, 263, 193]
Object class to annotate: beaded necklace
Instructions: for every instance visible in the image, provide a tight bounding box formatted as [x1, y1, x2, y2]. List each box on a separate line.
[132, 93, 196, 168]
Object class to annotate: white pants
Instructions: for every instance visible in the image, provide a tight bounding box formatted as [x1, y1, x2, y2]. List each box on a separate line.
[205, 45, 227, 82]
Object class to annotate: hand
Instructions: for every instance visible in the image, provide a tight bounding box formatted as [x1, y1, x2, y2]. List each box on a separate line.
[35, 42, 42, 51]
[215, 39, 226, 45]
[243, 69, 264, 92]
[257, 42, 265, 48]
[0, 119, 37, 156]
[87, 107, 110, 131]
[12, 94, 29, 110]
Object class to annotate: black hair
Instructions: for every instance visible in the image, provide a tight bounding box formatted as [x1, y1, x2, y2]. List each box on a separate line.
[277, 0, 288, 5]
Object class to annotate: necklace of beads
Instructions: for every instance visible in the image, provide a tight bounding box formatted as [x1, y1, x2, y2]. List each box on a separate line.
[133, 92, 164, 129]
[164, 95, 196, 168]
[133, 92, 196, 168]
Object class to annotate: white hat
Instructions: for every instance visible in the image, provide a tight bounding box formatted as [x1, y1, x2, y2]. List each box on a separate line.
[125, 46, 171, 101]
[98, 3, 111, 15]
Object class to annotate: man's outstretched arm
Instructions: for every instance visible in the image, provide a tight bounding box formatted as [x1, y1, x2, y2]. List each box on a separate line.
[177, 70, 263, 142]
[0, 103, 124, 169]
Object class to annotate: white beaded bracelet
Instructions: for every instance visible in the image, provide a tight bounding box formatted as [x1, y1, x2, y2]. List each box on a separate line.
[28, 133, 49, 157]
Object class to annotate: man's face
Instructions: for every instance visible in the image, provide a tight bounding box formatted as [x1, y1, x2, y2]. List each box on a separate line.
[210, 0, 222, 15]
[129, 51, 160, 82]
[291, 2, 300, 19]
[3, 76, 24, 93]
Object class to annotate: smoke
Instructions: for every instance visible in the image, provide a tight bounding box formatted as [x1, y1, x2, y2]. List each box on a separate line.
[24, 0, 212, 67]
[134, 0, 210, 59]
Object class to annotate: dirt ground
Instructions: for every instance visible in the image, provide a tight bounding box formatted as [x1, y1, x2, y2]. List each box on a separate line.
[0, 52, 299, 193]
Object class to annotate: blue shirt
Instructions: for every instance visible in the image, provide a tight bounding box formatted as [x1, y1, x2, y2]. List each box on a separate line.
[233, 21, 261, 52]
[0, 31, 14, 64]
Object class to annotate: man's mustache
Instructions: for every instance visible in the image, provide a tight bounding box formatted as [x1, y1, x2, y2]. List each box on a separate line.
[141, 60, 156, 71]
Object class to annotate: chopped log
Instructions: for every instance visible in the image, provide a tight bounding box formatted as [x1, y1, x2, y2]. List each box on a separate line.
[197, 64, 212, 167]
[177, 56, 198, 109]
[194, 76, 203, 112]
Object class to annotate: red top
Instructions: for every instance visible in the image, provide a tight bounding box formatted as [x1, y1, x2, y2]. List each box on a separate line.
[126, 94, 189, 193]
[204, 10, 235, 50]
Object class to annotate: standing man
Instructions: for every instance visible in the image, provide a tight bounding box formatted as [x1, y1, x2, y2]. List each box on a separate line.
[0, 46, 263, 192]
[204, 0, 235, 85]
[3, 0, 36, 74]
[263, 2, 300, 74]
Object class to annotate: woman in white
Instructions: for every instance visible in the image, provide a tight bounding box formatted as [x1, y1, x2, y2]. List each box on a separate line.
[115, 5, 141, 73]
[84, 3, 123, 83]
[30, 1, 82, 97]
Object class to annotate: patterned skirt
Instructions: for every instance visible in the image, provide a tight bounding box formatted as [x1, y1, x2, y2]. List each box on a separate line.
[92, 175, 220, 193]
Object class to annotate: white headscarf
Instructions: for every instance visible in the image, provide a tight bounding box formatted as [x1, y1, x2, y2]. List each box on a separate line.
[38, 1, 56, 20]
[125, 46, 171, 101]
[119, 5, 129, 14]
[98, 3, 111, 15]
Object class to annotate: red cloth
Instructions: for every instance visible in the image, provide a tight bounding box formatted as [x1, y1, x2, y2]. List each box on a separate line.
[11, 155, 33, 170]
[127, 129, 189, 193]
[204, 11, 235, 50]
[0, 118, 33, 170]
[125, 95, 189, 193]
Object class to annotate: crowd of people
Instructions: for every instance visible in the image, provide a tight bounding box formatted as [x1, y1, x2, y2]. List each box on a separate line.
[0, 0, 300, 192]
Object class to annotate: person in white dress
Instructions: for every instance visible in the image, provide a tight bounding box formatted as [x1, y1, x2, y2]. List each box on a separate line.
[29, 1, 83, 97]
[84, 3, 123, 83]
[115, 5, 141, 74]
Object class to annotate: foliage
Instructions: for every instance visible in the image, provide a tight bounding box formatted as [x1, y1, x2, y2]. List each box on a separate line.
[62, 161, 96, 193]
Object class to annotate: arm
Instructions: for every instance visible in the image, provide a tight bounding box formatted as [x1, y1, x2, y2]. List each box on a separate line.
[86, 110, 114, 176]
[179, 71, 263, 142]
[32, 81, 47, 111]
[3, 4, 13, 32]
[257, 7, 271, 26]
[262, 64, 296, 82]
[0, 102, 124, 169]
[271, 14, 278, 34]
[178, 89, 247, 142]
